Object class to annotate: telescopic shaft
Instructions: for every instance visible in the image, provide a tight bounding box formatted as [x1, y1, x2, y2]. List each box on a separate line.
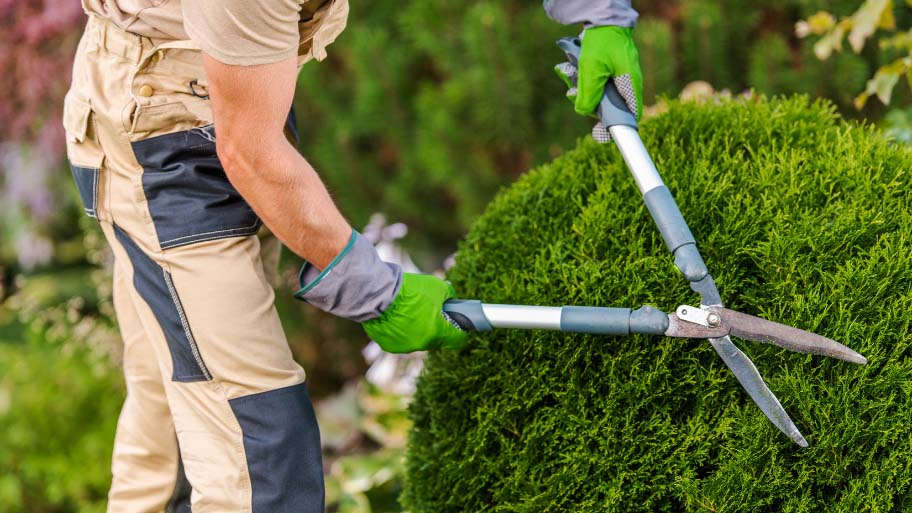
[442, 300, 669, 335]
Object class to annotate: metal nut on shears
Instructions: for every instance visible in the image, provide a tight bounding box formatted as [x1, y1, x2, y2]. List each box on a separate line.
[707, 312, 721, 327]
[676, 305, 719, 328]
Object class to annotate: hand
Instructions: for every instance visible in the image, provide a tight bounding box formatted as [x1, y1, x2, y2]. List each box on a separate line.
[295, 231, 466, 353]
[556, 26, 644, 121]
[363, 273, 468, 353]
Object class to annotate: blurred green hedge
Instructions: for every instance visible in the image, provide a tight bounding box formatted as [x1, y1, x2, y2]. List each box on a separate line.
[293, 0, 876, 264]
[405, 96, 912, 512]
[0, 283, 122, 513]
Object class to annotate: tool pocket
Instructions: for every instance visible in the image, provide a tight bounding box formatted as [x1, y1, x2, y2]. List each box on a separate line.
[131, 126, 261, 250]
[70, 165, 100, 218]
[63, 93, 104, 218]
[128, 45, 214, 141]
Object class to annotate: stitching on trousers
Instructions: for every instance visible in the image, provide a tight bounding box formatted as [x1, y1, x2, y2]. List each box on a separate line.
[163, 270, 212, 381]
[159, 220, 260, 246]
[159, 226, 260, 249]
[191, 124, 216, 143]
[92, 169, 98, 213]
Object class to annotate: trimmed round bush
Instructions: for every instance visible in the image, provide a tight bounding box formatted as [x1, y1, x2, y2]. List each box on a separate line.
[405, 97, 912, 512]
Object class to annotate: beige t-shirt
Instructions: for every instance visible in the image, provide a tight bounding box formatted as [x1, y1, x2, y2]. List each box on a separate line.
[81, 0, 348, 65]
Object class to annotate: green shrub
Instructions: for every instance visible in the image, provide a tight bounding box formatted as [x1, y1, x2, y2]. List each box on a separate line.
[404, 96, 912, 512]
[680, 1, 733, 89]
[749, 34, 799, 96]
[0, 330, 122, 513]
[634, 18, 676, 104]
[0, 268, 123, 513]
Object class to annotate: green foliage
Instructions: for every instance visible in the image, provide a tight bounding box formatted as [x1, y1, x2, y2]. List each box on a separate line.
[320, 381, 412, 513]
[814, 50, 873, 108]
[799, 0, 912, 108]
[634, 18, 676, 104]
[0, 315, 122, 512]
[883, 104, 912, 141]
[294, 1, 891, 262]
[293, 1, 587, 259]
[0, 338, 121, 513]
[680, 1, 730, 87]
[404, 97, 912, 512]
[749, 33, 870, 106]
[0, 263, 123, 513]
[749, 34, 800, 95]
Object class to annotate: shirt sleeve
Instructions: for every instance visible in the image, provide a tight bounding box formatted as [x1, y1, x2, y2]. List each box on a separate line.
[183, 0, 303, 66]
[543, 0, 638, 28]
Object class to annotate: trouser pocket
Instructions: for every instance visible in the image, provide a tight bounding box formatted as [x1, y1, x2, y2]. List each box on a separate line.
[131, 125, 261, 250]
[63, 92, 105, 219]
[70, 165, 100, 218]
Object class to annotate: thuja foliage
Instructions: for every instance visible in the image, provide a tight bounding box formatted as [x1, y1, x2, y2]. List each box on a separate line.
[404, 97, 912, 512]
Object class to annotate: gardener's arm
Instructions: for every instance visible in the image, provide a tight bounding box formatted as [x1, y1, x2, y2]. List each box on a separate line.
[191, 0, 465, 353]
[544, 0, 644, 120]
[203, 54, 350, 269]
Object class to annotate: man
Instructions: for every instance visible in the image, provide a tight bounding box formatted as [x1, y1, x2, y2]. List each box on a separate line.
[62, 0, 642, 511]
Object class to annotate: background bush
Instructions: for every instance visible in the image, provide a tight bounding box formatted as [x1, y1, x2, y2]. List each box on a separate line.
[0, 267, 122, 513]
[293, 0, 887, 265]
[405, 96, 912, 512]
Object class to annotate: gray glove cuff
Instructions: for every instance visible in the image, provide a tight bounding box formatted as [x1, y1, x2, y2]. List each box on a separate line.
[544, 0, 638, 28]
[294, 230, 402, 323]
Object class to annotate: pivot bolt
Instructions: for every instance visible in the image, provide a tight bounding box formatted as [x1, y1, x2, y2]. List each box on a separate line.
[707, 313, 721, 327]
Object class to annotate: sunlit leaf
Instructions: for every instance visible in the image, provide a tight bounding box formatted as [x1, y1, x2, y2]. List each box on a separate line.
[331, 450, 403, 494]
[814, 23, 848, 59]
[878, 2, 896, 30]
[872, 70, 899, 105]
[848, 0, 891, 53]
[806, 11, 836, 34]
[878, 29, 912, 50]
[857, 57, 910, 107]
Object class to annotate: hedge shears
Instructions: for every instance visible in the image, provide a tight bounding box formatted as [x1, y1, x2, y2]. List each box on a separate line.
[441, 37, 867, 447]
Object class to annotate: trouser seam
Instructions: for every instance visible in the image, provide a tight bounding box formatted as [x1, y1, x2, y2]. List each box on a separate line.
[162, 269, 211, 381]
[208, 380, 253, 513]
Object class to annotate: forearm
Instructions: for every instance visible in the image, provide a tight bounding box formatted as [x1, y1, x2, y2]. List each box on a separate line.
[222, 135, 351, 270]
[543, 0, 638, 28]
[203, 54, 350, 270]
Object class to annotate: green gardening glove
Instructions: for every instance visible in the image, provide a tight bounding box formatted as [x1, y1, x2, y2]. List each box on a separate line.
[555, 26, 644, 125]
[363, 273, 468, 353]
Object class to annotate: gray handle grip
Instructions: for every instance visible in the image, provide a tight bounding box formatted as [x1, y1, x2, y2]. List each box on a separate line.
[561, 305, 668, 335]
[556, 36, 637, 129]
[443, 299, 492, 332]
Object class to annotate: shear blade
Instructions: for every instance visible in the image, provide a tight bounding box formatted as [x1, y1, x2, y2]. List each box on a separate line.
[709, 336, 809, 447]
[715, 308, 867, 365]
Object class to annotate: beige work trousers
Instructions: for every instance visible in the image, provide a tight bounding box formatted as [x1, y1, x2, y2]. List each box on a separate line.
[63, 16, 324, 513]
